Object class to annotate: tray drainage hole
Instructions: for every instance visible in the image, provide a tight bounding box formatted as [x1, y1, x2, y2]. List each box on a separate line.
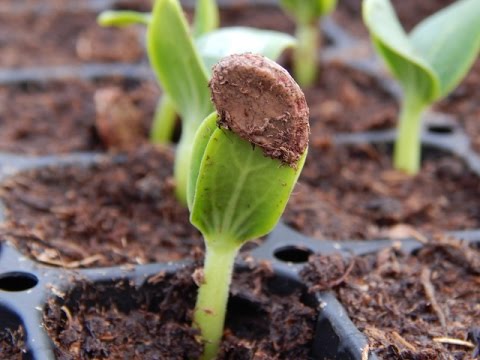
[274, 246, 313, 263]
[427, 124, 454, 134]
[0, 272, 38, 292]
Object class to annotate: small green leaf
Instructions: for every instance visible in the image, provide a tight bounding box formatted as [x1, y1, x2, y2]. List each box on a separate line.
[196, 27, 296, 75]
[410, 0, 480, 98]
[280, 0, 337, 24]
[194, 0, 220, 36]
[363, 0, 440, 103]
[97, 10, 151, 27]
[190, 126, 306, 246]
[147, 0, 212, 127]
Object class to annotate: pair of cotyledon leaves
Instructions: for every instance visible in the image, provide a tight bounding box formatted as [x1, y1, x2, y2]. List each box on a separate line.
[364, 0, 480, 105]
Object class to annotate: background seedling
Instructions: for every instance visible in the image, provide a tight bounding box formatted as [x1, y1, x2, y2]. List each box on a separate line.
[98, 0, 295, 205]
[188, 54, 309, 359]
[279, 0, 337, 87]
[363, 0, 480, 174]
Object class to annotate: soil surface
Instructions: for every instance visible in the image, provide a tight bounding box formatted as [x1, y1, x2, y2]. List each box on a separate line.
[285, 142, 480, 240]
[0, 10, 144, 68]
[0, 146, 203, 267]
[301, 239, 480, 359]
[0, 326, 25, 360]
[305, 60, 397, 135]
[44, 262, 316, 359]
[0, 77, 158, 155]
[219, 4, 294, 34]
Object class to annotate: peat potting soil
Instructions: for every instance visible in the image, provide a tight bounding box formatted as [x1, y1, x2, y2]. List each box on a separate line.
[0, 10, 144, 68]
[301, 239, 480, 359]
[0, 325, 26, 360]
[0, 78, 158, 155]
[43, 262, 317, 360]
[0, 145, 203, 267]
[286, 141, 480, 240]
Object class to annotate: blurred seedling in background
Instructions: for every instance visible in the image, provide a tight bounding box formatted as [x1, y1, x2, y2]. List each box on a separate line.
[98, 0, 295, 205]
[188, 53, 309, 360]
[279, 0, 337, 87]
[364, 0, 480, 174]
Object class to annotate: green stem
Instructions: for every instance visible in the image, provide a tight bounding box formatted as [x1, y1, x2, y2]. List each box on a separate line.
[194, 241, 239, 360]
[150, 94, 177, 144]
[294, 21, 320, 87]
[393, 95, 427, 174]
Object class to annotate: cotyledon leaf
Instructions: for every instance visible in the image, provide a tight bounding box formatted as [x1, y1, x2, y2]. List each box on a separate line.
[190, 127, 306, 246]
[147, 0, 212, 126]
[363, 0, 440, 103]
[187, 112, 218, 210]
[196, 27, 296, 76]
[409, 0, 480, 99]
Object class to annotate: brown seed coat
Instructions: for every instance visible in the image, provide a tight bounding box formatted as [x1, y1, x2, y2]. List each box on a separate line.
[209, 53, 309, 166]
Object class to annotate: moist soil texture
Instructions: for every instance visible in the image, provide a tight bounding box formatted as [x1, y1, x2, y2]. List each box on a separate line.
[0, 326, 26, 360]
[0, 10, 144, 68]
[284, 142, 480, 240]
[0, 77, 158, 155]
[219, 4, 294, 34]
[43, 262, 317, 360]
[0, 145, 203, 267]
[305, 60, 397, 135]
[301, 239, 480, 359]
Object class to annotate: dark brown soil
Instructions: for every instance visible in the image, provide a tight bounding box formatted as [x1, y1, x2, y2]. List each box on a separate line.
[0, 10, 144, 68]
[335, 0, 455, 40]
[306, 60, 397, 135]
[0, 77, 158, 155]
[44, 262, 316, 359]
[0, 326, 25, 360]
[302, 239, 480, 359]
[0, 145, 203, 267]
[284, 142, 480, 240]
[219, 4, 294, 34]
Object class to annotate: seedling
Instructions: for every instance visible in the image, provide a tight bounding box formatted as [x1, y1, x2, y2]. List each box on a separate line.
[188, 54, 309, 359]
[363, 0, 480, 174]
[279, 0, 337, 87]
[98, 0, 295, 205]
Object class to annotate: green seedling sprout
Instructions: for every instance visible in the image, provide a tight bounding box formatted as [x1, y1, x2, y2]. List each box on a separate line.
[98, 0, 296, 205]
[279, 0, 337, 87]
[99, 0, 219, 145]
[188, 53, 309, 359]
[363, 0, 480, 174]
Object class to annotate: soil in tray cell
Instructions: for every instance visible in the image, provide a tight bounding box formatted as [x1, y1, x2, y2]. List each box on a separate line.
[0, 325, 26, 360]
[284, 142, 480, 240]
[0, 77, 159, 155]
[44, 263, 316, 359]
[305, 61, 398, 135]
[0, 10, 144, 68]
[0, 145, 203, 268]
[301, 239, 480, 358]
